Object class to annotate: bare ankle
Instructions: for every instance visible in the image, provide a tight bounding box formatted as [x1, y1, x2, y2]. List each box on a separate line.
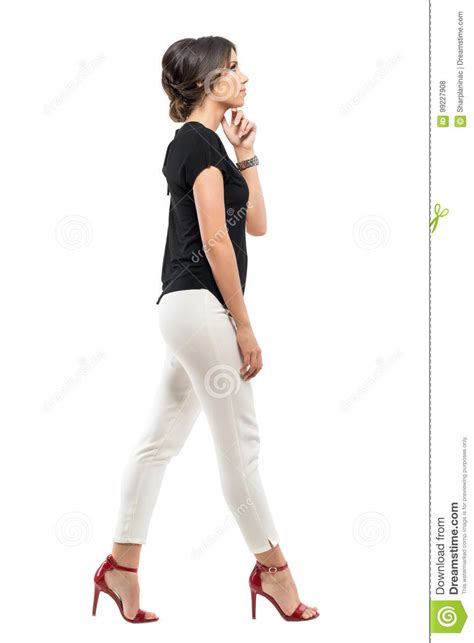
[255, 543, 286, 568]
[111, 543, 142, 569]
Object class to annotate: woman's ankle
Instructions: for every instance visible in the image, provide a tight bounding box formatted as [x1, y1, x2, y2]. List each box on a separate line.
[111, 542, 142, 568]
[255, 543, 286, 567]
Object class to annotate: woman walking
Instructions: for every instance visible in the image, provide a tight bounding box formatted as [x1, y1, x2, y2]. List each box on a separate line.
[92, 35, 319, 624]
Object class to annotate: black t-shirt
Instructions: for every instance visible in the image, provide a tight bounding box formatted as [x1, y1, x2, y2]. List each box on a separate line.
[156, 121, 249, 308]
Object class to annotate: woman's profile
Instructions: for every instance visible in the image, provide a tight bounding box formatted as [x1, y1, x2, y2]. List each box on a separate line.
[92, 35, 319, 624]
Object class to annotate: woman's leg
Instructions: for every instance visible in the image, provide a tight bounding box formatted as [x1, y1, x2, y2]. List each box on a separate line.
[159, 289, 317, 618]
[105, 346, 201, 620]
[113, 345, 201, 544]
[158, 288, 279, 554]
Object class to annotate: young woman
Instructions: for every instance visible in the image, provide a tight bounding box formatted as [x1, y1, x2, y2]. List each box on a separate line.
[92, 36, 319, 624]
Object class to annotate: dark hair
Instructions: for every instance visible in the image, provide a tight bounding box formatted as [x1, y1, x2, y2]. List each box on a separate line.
[162, 36, 237, 122]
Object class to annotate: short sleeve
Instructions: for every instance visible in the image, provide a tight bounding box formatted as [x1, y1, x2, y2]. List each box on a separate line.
[180, 130, 229, 188]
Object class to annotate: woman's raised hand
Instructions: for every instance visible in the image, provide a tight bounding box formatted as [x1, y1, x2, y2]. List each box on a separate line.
[221, 109, 257, 150]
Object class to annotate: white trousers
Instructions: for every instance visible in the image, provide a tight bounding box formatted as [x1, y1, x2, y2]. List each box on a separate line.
[113, 288, 280, 554]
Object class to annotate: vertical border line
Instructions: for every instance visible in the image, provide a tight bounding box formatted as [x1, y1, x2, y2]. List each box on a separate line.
[429, 0, 432, 641]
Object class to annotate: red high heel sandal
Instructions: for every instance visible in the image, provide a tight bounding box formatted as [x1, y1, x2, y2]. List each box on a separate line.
[92, 554, 159, 623]
[249, 560, 319, 621]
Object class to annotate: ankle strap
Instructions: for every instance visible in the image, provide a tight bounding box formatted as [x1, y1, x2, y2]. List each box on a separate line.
[255, 560, 288, 574]
[106, 554, 138, 573]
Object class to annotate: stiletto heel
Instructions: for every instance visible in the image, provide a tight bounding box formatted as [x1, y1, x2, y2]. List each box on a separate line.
[248, 560, 319, 622]
[92, 553, 159, 623]
[251, 588, 257, 619]
[92, 584, 100, 616]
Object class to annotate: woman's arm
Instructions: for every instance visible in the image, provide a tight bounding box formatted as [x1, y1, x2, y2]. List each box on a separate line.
[193, 166, 262, 381]
[234, 144, 267, 236]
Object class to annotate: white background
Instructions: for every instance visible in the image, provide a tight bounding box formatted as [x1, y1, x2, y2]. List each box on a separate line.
[1, 1, 430, 641]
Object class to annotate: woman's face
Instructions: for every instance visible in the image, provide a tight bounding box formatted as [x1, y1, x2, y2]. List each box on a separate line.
[212, 48, 248, 107]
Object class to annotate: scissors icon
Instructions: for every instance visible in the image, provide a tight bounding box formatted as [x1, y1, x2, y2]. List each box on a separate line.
[430, 203, 449, 233]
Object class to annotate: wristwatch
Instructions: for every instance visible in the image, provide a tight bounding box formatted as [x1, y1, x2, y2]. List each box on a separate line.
[235, 155, 259, 171]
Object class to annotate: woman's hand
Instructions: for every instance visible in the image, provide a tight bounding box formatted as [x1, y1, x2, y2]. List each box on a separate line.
[221, 109, 256, 150]
[236, 324, 262, 380]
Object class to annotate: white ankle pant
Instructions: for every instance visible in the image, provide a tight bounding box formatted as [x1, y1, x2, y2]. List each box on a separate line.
[113, 288, 280, 554]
